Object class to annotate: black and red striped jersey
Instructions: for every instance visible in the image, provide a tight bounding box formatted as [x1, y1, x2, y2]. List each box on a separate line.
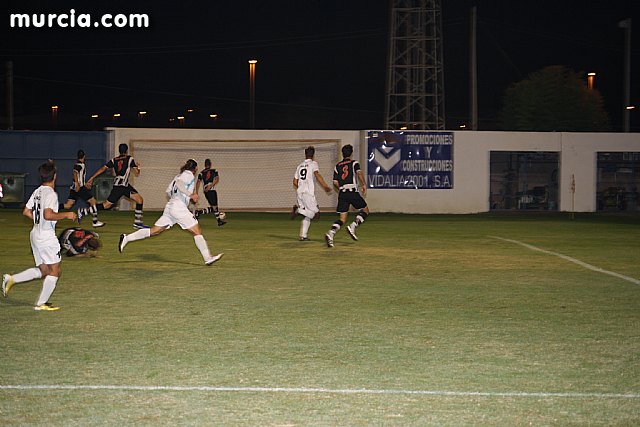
[105, 155, 137, 187]
[333, 159, 360, 191]
[198, 168, 219, 191]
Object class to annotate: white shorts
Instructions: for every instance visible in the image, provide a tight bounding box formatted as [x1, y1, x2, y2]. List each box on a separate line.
[30, 232, 61, 266]
[296, 192, 319, 219]
[155, 201, 198, 230]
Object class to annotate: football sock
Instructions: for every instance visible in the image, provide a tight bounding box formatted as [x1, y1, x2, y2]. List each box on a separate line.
[300, 217, 311, 237]
[197, 207, 218, 217]
[13, 267, 42, 283]
[90, 205, 99, 223]
[36, 275, 58, 306]
[194, 235, 211, 260]
[134, 203, 144, 225]
[353, 211, 368, 228]
[126, 228, 151, 243]
[329, 220, 343, 236]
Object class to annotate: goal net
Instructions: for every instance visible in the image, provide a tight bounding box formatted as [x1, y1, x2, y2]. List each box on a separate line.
[128, 139, 340, 211]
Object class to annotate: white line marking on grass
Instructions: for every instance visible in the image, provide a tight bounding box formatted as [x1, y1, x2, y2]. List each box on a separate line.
[489, 236, 640, 286]
[0, 385, 638, 399]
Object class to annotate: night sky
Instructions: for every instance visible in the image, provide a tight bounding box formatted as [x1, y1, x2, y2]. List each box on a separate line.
[1, 0, 638, 131]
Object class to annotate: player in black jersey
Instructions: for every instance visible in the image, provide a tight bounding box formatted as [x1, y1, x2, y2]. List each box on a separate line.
[58, 227, 101, 257]
[60, 150, 104, 228]
[194, 158, 226, 226]
[325, 144, 370, 247]
[78, 143, 149, 229]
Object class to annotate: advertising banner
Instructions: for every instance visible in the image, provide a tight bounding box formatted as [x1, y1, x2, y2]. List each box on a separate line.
[367, 130, 454, 189]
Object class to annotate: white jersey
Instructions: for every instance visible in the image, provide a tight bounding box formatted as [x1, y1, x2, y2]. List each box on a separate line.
[166, 170, 196, 207]
[294, 159, 319, 195]
[25, 185, 59, 243]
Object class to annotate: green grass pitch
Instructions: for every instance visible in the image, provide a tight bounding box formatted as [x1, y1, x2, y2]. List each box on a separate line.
[1, 209, 639, 425]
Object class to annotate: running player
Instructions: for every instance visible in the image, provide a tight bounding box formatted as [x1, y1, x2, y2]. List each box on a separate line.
[60, 149, 104, 227]
[118, 159, 223, 266]
[194, 158, 226, 226]
[2, 160, 77, 310]
[58, 227, 101, 257]
[324, 144, 370, 248]
[290, 146, 332, 240]
[79, 143, 148, 229]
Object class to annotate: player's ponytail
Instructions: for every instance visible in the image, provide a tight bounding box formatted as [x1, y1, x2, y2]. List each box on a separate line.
[180, 159, 198, 173]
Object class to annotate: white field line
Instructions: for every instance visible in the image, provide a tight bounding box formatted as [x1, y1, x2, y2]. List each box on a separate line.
[488, 236, 640, 286]
[0, 384, 638, 399]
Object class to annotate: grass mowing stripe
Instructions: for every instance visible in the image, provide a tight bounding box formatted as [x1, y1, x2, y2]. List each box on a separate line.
[489, 236, 640, 285]
[1, 385, 639, 399]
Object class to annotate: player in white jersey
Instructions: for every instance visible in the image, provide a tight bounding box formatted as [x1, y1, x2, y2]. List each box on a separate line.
[2, 160, 77, 311]
[290, 146, 332, 241]
[118, 159, 223, 266]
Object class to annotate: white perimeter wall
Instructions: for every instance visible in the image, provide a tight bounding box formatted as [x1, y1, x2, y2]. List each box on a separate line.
[109, 128, 640, 213]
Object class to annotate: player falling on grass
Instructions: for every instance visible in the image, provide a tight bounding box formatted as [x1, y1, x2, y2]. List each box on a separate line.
[58, 227, 101, 258]
[2, 160, 77, 311]
[60, 149, 104, 228]
[290, 146, 332, 241]
[78, 143, 149, 229]
[194, 158, 226, 226]
[118, 159, 223, 266]
[325, 144, 369, 248]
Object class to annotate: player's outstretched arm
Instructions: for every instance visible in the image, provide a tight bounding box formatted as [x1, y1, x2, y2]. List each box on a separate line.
[87, 165, 109, 186]
[44, 208, 77, 222]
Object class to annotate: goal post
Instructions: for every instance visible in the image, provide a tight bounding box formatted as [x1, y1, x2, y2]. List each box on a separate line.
[128, 139, 340, 211]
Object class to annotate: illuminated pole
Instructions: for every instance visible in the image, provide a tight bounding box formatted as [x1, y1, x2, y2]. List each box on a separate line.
[248, 59, 257, 129]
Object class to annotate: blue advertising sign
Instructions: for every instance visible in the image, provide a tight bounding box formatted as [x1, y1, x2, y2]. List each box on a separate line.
[367, 130, 454, 189]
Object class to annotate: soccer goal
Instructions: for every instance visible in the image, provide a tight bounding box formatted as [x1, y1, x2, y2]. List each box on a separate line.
[129, 139, 340, 211]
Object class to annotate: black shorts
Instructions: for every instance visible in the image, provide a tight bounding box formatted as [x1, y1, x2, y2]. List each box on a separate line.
[67, 187, 94, 202]
[204, 190, 218, 206]
[107, 185, 138, 204]
[336, 190, 367, 213]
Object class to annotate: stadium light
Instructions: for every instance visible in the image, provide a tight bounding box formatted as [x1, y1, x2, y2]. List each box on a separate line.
[50, 106, 59, 128]
[587, 72, 596, 90]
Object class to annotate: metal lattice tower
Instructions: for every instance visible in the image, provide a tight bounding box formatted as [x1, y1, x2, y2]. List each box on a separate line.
[385, 0, 445, 130]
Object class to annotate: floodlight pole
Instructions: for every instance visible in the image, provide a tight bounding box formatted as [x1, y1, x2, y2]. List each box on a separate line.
[619, 18, 631, 132]
[248, 59, 257, 129]
[6, 61, 14, 130]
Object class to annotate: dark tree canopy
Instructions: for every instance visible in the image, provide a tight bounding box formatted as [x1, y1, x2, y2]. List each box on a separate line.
[501, 66, 610, 132]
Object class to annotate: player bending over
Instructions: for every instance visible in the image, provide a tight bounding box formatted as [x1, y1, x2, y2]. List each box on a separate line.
[118, 159, 223, 266]
[325, 144, 370, 248]
[2, 160, 77, 310]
